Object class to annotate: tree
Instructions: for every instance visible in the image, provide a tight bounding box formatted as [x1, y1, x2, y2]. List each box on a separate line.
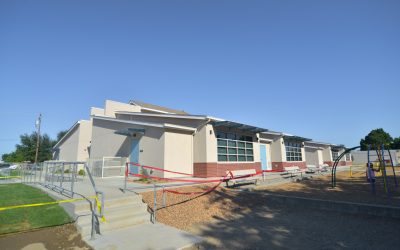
[392, 137, 400, 149]
[56, 130, 68, 142]
[2, 132, 56, 163]
[360, 128, 393, 150]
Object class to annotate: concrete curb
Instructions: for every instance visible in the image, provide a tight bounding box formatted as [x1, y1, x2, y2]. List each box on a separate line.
[263, 193, 400, 219]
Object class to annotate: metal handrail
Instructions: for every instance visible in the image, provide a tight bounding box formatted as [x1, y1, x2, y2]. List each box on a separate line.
[20, 161, 104, 240]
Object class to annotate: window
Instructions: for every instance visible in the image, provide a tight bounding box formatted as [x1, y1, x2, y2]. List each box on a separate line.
[285, 141, 303, 161]
[332, 151, 339, 161]
[217, 131, 253, 162]
[345, 153, 351, 161]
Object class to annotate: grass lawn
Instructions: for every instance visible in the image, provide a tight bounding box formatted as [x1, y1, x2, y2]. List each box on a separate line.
[0, 183, 72, 234]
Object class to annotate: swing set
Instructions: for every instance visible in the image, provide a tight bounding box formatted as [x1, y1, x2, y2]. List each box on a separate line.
[331, 144, 398, 197]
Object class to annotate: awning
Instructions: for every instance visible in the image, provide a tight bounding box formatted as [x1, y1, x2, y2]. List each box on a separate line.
[331, 144, 346, 150]
[283, 135, 312, 142]
[115, 128, 145, 137]
[211, 121, 268, 133]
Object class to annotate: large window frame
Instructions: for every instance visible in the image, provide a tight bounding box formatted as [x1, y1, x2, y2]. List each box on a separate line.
[285, 141, 303, 162]
[217, 132, 254, 162]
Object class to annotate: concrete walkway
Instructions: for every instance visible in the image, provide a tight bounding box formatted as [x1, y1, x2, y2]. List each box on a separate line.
[85, 222, 202, 250]
[31, 177, 203, 250]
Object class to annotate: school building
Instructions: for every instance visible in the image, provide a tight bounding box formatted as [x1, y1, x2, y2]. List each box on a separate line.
[53, 100, 351, 178]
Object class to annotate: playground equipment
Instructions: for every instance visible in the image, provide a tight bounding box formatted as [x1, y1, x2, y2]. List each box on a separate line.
[366, 144, 398, 195]
[331, 144, 398, 197]
[331, 146, 360, 188]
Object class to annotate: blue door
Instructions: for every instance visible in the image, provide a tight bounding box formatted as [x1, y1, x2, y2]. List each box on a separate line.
[260, 144, 270, 171]
[130, 139, 140, 174]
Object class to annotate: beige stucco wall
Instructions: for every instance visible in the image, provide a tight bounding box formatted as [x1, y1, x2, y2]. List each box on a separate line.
[57, 125, 80, 161]
[90, 119, 133, 159]
[163, 130, 193, 178]
[270, 138, 285, 162]
[305, 147, 319, 166]
[136, 127, 165, 177]
[301, 146, 306, 161]
[317, 149, 323, 165]
[77, 120, 92, 161]
[205, 124, 218, 162]
[266, 143, 272, 166]
[90, 107, 105, 116]
[193, 125, 208, 163]
[322, 146, 332, 162]
[104, 100, 141, 118]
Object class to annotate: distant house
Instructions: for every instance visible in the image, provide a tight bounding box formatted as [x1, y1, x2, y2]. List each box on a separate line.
[53, 99, 349, 177]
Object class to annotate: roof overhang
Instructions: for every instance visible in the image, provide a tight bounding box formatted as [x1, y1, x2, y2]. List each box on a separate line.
[115, 111, 207, 120]
[211, 121, 268, 133]
[331, 144, 346, 151]
[304, 145, 324, 150]
[93, 116, 197, 133]
[283, 135, 312, 142]
[305, 141, 332, 146]
[115, 128, 146, 137]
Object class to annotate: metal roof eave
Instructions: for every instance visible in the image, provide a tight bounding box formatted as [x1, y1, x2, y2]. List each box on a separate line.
[211, 121, 269, 133]
[283, 135, 312, 142]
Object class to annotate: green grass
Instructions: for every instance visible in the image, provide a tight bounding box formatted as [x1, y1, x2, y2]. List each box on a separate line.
[0, 183, 72, 234]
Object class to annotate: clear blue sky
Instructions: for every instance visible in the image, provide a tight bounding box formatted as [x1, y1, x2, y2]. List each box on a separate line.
[1, 0, 399, 157]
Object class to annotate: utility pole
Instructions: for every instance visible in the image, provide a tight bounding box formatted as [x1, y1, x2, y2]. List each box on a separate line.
[34, 114, 42, 164]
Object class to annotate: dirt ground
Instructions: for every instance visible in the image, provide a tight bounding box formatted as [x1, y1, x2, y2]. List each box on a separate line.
[141, 171, 400, 249]
[258, 170, 400, 207]
[0, 224, 91, 250]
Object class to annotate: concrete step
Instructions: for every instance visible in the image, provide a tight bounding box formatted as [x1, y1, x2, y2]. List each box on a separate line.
[65, 194, 145, 215]
[76, 203, 149, 225]
[77, 210, 150, 237]
[75, 194, 151, 237]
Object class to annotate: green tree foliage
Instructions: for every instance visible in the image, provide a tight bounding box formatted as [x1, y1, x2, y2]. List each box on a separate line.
[360, 128, 393, 150]
[392, 137, 400, 149]
[56, 130, 68, 142]
[2, 132, 57, 163]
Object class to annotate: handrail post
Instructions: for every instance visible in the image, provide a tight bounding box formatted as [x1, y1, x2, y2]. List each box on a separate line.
[162, 185, 166, 208]
[153, 184, 157, 223]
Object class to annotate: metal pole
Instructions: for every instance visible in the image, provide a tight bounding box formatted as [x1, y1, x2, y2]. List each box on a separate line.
[60, 163, 65, 188]
[367, 145, 375, 194]
[39, 163, 43, 183]
[34, 114, 41, 164]
[44, 162, 49, 185]
[162, 185, 166, 208]
[153, 184, 157, 223]
[51, 163, 55, 186]
[381, 144, 389, 196]
[71, 163, 76, 198]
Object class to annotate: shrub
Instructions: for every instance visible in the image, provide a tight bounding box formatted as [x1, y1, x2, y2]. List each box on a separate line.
[78, 169, 85, 176]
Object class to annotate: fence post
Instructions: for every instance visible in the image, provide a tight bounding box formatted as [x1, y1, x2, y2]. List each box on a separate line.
[60, 163, 65, 189]
[124, 163, 128, 192]
[39, 163, 43, 183]
[162, 185, 166, 208]
[153, 184, 157, 224]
